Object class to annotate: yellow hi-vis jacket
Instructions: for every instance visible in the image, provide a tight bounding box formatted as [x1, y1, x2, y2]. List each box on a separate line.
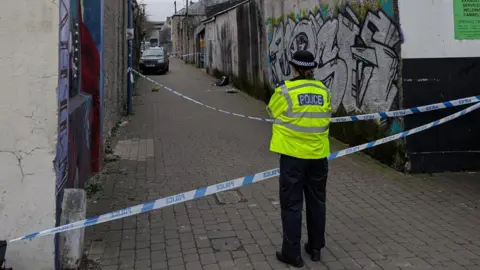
[267, 79, 332, 159]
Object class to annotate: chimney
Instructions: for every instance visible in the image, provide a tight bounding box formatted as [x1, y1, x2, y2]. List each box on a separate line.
[174, 1, 177, 13]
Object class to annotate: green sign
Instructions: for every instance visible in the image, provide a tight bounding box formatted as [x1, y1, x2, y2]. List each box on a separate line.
[454, 0, 480, 39]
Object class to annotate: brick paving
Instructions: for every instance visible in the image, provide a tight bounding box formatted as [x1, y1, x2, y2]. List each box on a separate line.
[83, 58, 480, 270]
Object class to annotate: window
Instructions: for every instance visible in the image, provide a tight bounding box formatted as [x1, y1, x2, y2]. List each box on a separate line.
[143, 48, 164, 57]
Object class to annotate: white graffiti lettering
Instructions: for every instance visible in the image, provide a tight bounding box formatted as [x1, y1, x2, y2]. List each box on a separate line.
[268, 5, 402, 114]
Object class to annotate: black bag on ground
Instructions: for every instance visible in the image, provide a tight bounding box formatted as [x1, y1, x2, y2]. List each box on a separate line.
[214, 76, 229, 86]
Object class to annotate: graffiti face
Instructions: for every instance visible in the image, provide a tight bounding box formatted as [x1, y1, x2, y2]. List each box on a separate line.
[267, 5, 402, 114]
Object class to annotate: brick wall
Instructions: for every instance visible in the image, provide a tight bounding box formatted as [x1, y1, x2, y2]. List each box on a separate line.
[103, 0, 128, 142]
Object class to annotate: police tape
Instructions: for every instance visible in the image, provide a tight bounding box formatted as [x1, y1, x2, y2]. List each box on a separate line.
[8, 101, 480, 243]
[132, 69, 480, 123]
[168, 52, 204, 57]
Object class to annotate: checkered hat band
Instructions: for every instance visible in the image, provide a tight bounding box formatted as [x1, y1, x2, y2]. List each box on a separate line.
[291, 59, 316, 67]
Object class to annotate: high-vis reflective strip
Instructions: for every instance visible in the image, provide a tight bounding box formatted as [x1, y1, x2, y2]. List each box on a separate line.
[280, 85, 293, 110]
[274, 119, 330, 133]
[283, 111, 332, 118]
[287, 83, 330, 93]
[266, 107, 274, 117]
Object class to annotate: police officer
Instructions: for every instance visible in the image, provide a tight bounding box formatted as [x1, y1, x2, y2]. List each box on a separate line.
[267, 50, 331, 268]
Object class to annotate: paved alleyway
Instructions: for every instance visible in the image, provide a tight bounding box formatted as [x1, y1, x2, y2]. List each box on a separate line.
[83, 58, 480, 270]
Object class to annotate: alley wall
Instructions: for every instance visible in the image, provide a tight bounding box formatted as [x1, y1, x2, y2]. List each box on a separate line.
[201, 0, 405, 167]
[205, 0, 270, 101]
[0, 0, 58, 268]
[264, 0, 404, 167]
[174, 0, 480, 172]
[400, 0, 480, 172]
[205, 8, 238, 80]
[104, 0, 128, 146]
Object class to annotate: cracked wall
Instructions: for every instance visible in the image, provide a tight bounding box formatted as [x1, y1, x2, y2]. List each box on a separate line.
[0, 0, 58, 268]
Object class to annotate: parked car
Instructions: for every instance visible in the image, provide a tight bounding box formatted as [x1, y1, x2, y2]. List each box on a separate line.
[139, 47, 169, 75]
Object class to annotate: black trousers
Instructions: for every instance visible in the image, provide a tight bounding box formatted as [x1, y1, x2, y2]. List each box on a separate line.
[279, 154, 328, 257]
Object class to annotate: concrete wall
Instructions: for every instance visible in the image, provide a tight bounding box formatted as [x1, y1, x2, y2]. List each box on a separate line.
[264, 0, 405, 167]
[171, 16, 182, 54]
[185, 16, 205, 62]
[205, 0, 269, 101]
[399, 0, 480, 59]
[205, 11, 238, 76]
[104, 0, 127, 142]
[0, 0, 57, 268]
[171, 0, 233, 59]
[172, 15, 204, 60]
[265, 0, 401, 114]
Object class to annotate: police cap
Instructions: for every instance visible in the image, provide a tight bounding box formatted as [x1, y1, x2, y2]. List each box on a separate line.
[289, 50, 317, 68]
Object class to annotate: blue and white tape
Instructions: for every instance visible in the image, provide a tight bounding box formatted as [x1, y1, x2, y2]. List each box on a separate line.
[8, 101, 480, 243]
[133, 70, 480, 124]
[169, 52, 204, 57]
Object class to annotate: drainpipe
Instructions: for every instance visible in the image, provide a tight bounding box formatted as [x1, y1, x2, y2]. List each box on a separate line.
[127, 0, 133, 114]
[186, 0, 189, 61]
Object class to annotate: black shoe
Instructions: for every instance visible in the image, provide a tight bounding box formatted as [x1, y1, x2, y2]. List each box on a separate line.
[276, 251, 304, 268]
[305, 243, 321, 261]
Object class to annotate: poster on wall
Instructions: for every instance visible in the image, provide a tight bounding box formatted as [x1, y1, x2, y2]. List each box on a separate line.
[454, 0, 480, 39]
[56, 0, 70, 194]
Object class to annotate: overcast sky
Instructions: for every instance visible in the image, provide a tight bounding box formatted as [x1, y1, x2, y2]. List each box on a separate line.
[142, 0, 185, 21]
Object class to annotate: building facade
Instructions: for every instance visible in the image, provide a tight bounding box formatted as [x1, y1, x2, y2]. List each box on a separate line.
[0, 0, 128, 268]
[147, 20, 165, 46]
[0, 0, 58, 268]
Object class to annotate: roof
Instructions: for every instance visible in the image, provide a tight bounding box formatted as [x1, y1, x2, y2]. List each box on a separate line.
[204, 0, 249, 22]
[149, 20, 165, 25]
[172, 1, 206, 17]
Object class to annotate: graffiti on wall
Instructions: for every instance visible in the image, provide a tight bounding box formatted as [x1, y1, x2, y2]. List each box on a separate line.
[68, 95, 92, 189]
[56, 1, 71, 267]
[267, 4, 402, 114]
[68, 0, 102, 182]
[82, 0, 104, 148]
[56, 0, 70, 194]
[78, 0, 102, 173]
